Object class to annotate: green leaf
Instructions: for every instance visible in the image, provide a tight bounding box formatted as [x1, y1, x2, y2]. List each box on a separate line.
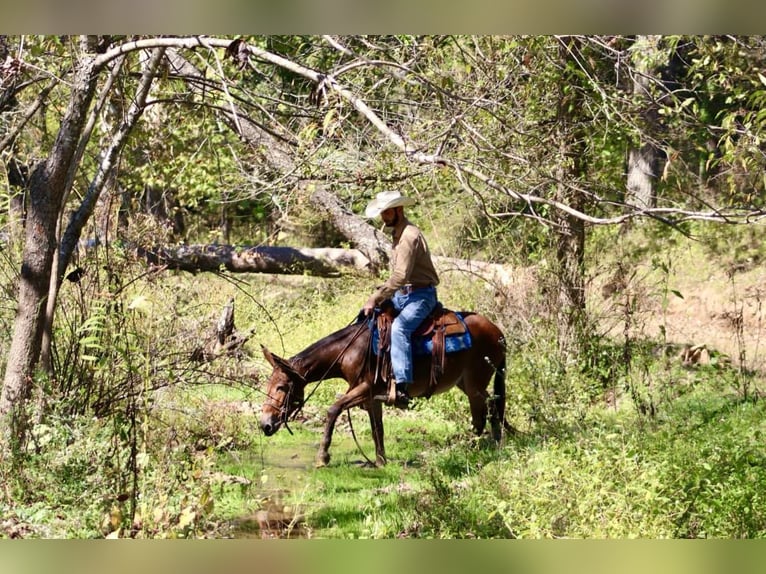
[679, 97, 695, 110]
[178, 506, 196, 529]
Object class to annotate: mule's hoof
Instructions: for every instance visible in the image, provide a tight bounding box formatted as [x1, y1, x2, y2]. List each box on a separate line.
[315, 453, 330, 468]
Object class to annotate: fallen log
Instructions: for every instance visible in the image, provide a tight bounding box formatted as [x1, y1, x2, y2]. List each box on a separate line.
[134, 242, 521, 293]
[136, 244, 372, 276]
[135, 243, 517, 288]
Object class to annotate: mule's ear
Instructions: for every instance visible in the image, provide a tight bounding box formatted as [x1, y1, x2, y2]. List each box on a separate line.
[261, 344, 279, 367]
[261, 345, 301, 378]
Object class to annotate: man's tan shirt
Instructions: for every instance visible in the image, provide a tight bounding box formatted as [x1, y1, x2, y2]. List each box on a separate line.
[369, 216, 439, 306]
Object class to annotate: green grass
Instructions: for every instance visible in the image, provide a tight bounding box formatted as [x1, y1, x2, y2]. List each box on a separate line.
[221, 382, 766, 539]
[10, 378, 766, 538]
[211, 403, 464, 538]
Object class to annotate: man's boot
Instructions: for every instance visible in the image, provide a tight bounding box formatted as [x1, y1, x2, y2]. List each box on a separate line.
[392, 382, 411, 409]
[373, 382, 411, 409]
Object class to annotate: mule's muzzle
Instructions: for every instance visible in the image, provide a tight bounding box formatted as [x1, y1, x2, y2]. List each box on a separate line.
[260, 413, 281, 436]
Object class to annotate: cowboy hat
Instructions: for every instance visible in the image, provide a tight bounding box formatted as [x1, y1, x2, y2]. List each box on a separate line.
[364, 190, 416, 218]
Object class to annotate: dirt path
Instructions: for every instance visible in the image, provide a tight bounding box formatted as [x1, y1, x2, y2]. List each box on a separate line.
[592, 250, 766, 373]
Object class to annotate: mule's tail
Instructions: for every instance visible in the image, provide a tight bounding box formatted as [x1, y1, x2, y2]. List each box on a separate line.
[492, 356, 508, 440]
[493, 356, 521, 438]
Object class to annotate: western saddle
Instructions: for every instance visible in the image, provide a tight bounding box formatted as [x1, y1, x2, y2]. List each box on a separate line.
[374, 302, 467, 404]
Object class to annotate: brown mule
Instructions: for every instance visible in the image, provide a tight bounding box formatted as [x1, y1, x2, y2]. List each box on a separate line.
[259, 309, 508, 467]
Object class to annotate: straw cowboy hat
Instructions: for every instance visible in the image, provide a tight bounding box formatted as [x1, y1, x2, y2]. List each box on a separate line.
[364, 190, 416, 218]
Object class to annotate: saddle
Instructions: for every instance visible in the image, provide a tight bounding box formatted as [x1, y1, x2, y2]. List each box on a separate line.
[374, 302, 469, 403]
[413, 303, 466, 338]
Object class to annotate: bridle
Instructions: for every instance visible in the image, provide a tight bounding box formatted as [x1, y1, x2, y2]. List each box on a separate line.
[277, 384, 306, 436]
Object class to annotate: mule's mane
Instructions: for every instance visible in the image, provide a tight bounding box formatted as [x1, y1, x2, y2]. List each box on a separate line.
[290, 315, 368, 377]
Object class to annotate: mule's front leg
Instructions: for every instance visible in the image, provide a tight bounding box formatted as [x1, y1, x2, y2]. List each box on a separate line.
[367, 399, 386, 466]
[316, 385, 372, 467]
[316, 403, 342, 467]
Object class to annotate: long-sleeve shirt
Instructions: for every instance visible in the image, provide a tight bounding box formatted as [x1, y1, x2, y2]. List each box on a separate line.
[369, 216, 439, 305]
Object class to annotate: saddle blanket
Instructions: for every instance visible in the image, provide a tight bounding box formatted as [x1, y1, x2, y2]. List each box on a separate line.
[371, 312, 473, 356]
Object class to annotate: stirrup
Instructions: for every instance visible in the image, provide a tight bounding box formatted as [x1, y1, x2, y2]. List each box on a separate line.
[373, 387, 411, 409]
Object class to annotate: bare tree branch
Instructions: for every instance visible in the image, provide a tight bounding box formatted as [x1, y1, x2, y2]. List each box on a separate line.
[237, 37, 766, 227]
[60, 48, 166, 276]
[87, 36, 766, 229]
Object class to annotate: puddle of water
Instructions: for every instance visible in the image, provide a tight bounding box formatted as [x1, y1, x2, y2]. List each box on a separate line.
[225, 431, 377, 538]
[225, 438, 317, 538]
[231, 488, 307, 539]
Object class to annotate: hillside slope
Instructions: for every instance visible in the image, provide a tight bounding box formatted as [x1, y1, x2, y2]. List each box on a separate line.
[589, 232, 766, 373]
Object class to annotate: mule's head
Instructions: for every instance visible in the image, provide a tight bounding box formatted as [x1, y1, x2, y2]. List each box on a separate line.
[259, 345, 306, 436]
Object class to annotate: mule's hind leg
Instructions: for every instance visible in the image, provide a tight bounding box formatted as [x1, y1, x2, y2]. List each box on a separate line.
[460, 380, 490, 437]
[489, 359, 506, 442]
[461, 365, 499, 438]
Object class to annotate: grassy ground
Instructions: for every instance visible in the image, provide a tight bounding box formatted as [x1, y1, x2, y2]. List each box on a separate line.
[2, 225, 766, 538]
[205, 373, 766, 538]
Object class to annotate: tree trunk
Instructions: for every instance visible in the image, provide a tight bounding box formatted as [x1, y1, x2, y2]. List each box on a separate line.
[0, 43, 100, 448]
[554, 38, 588, 363]
[626, 36, 664, 211]
[627, 143, 659, 209]
[39, 52, 127, 374]
[41, 48, 165, 376]
[554, 200, 586, 362]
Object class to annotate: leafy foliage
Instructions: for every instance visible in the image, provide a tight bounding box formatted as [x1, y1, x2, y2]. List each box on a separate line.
[3, 35, 766, 538]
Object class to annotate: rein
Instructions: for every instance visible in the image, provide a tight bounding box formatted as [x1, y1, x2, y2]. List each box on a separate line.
[289, 313, 378, 466]
[283, 315, 371, 428]
[345, 314, 380, 467]
[345, 408, 375, 467]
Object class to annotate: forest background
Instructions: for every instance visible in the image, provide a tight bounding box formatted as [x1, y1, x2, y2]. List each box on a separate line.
[1, 35, 766, 538]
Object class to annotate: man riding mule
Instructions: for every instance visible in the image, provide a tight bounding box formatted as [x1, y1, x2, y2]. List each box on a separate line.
[259, 308, 508, 466]
[362, 190, 440, 409]
[259, 190, 511, 467]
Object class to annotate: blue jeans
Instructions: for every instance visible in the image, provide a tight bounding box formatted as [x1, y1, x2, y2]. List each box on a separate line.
[390, 286, 437, 385]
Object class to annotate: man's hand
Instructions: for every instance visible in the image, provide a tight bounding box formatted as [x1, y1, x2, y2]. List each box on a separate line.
[362, 296, 377, 317]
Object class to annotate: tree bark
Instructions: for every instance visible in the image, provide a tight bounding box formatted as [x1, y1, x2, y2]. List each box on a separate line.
[1, 41, 100, 448]
[626, 36, 664, 210]
[554, 37, 587, 363]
